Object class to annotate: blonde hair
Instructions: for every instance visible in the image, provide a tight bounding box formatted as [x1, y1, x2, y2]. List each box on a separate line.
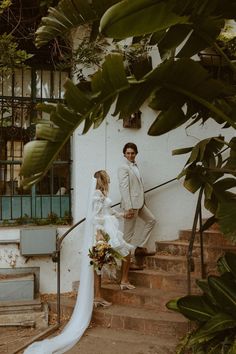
[94, 170, 109, 196]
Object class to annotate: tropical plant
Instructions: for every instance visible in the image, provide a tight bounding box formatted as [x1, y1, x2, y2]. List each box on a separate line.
[0, 33, 33, 70]
[19, 0, 236, 238]
[166, 252, 236, 353]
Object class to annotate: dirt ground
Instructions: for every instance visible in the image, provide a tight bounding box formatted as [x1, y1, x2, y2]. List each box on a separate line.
[1, 323, 176, 354]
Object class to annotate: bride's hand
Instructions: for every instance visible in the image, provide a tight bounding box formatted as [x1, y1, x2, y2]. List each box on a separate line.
[96, 230, 104, 241]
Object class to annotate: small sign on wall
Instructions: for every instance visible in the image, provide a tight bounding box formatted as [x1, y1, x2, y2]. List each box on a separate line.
[123, 111, 142, 129]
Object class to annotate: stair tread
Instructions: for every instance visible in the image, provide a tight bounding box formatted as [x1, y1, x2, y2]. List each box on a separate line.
[129, 267, 199, 278]
[102, 283, 188, 297]
[152, 253, 216, 262]
[84, 326, 178, 346]
[180, 229, 221, 234]
[157, 240, 236, 249]
[0, 297, 41, 308]
[93, 304, 187, 322]
[48, 284, 189, 310]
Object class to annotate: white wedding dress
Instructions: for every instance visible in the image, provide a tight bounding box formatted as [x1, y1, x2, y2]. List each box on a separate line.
[24, 180, 132, 354]
[93, 189, 133, 257]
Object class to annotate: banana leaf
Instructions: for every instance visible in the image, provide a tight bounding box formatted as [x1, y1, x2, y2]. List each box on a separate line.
[208, 275, 236, 318]
[187, 312, 236, 346]
[35, 0, 121, 47]
[217, 255, 232, 275]
[177, 294, 217, 322]
[196, 279, 218, 307]
[166, 297, 182, 313]
[224, 252, 236, 280]
[100, 0, 189, 39]
[216, 200, 236, 240]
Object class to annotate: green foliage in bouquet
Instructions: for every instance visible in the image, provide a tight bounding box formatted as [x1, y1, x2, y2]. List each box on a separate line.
[88, 231, 124, 274]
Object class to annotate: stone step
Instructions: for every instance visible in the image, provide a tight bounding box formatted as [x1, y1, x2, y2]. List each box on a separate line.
[0, 298, 43, 314]
[146, 254, 217, 276]
[100, 283, 185, 310]
[0, 301, 49, 328]
[67, 326, 179, 354]
[0, 273, 34, 302]
[156, 240, 236, 261]
[179, 229, 234, 246]
[49, 297, 189, 337]
[51, 282, 195, 319]
[127, 269, 200, 292]
[74, 269, 200, 293]
[92, 304, 188, 338]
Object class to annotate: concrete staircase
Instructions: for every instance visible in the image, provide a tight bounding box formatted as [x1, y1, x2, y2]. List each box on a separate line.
[48, 226, 236, 353]
[0, 270, 48, 329]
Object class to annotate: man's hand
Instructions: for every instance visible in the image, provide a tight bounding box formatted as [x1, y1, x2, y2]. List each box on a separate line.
[124, 209, 135, 219]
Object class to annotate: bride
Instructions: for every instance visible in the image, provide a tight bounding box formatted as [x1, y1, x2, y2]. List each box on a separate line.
[24, 170, 133, 354]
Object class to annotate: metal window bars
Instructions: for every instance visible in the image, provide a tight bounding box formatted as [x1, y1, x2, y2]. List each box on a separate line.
[0, 68, 71, 223]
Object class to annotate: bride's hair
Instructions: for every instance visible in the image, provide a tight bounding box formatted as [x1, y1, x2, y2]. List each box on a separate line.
[94, 170, 109, 195]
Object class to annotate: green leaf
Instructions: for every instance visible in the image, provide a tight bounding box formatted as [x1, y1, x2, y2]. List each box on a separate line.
[214, 178, 236, 193]
[172, 147, 193, 156]
[188, 313, 236, 346]
[217, 255, 232, 275]
[148, 105, 187, 136]
[35, 0, 121, 47]
[196, 279, 218, 307]
[201, 216, 217, 232]
[158, 24, 191, 59]
[113, 81, 152, 119]
[100, 0, 189, 39]
[208, 275, 236, 318]
[216, 200, 236, 239]
[182, 165, 204, 193]
[224, 253, 236, 280]
[177, 17, 224, 58]
[177, 295, 217, 322]
[166, 298, 182, 313]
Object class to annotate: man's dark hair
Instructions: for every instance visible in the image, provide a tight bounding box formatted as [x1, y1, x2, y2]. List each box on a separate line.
[123, 142, 138, 155]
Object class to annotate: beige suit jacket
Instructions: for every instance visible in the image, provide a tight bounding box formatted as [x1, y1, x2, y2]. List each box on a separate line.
[118, 159, 144, 210]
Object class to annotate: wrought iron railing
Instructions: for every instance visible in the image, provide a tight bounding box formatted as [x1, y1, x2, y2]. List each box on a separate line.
[187, 186, 205, 295]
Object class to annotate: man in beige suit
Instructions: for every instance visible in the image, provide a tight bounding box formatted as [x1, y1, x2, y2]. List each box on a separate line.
[118, 142, 156, 289]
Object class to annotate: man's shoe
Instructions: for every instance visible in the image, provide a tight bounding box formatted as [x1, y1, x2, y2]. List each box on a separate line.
[129, 262, 144, 271]
[135, 247, 156, 257]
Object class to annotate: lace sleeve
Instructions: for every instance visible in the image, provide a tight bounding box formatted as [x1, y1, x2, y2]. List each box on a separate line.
[110, 208, 124, 218]
[92, 190, 105, 232]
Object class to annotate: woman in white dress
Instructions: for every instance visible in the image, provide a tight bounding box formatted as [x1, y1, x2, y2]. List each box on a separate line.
[24, 170, 133, 354]
[93, 170, 134, 307]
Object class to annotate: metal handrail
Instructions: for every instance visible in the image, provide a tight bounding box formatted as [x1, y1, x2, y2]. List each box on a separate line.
[54, 176, 177, 324]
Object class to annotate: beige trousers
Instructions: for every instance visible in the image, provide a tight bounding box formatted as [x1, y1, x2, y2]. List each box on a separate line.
[123, 204, 156, 253]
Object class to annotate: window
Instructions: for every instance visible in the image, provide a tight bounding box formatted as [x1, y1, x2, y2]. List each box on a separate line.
[0, 68, 71, 223]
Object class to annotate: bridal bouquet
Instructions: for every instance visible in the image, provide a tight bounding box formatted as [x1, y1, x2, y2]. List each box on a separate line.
[88, 231, 124, 274]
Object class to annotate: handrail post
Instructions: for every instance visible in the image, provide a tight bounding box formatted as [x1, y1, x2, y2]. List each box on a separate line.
[55, 218, 86, 326]
[57, 250, 61, 325]
[187, 186, 204, 294]
[199, 201, 205, 279]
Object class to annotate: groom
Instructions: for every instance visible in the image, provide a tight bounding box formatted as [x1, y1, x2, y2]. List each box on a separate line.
[118, 142, 156, 274]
